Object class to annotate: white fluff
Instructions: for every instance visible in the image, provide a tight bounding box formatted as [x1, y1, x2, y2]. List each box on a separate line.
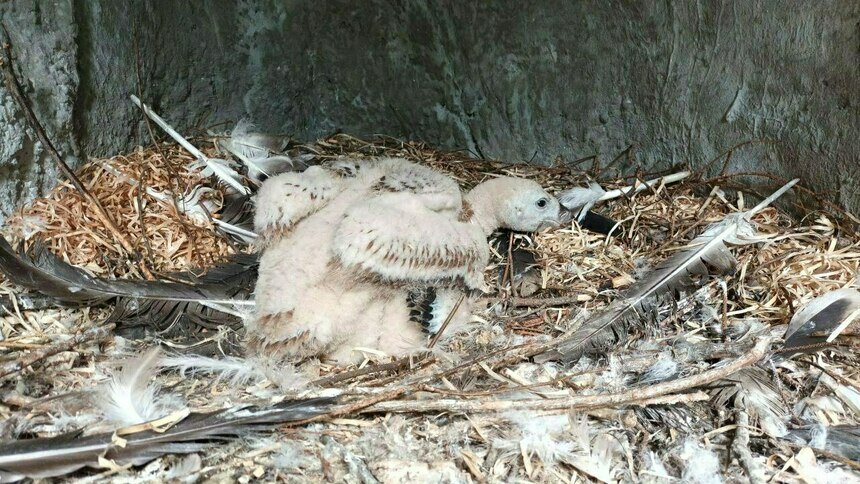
[594, 354, 630, 391]
[96, 347, 185, 427]
[809, 423, 829, 449]
[639, 353, 679, 384]
[640, 452, 673, 483]
[269, 441, 315, 470]
[45, 412, 99, 433]
[680, 439, 722, 484]
[163, 454, 202, 480]
[496, 411, 575, 464]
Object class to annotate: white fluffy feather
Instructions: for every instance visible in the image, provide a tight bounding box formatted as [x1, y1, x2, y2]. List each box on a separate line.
[639, 353, 679, 384]
[496, 411, 575, 465]
[680, 439, 722, 484]
[96, 347, 185, 427]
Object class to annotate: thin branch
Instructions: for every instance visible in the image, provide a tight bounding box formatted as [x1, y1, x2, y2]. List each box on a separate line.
[427, 293, 465, 348]
[357, 337, 771, 414]
[480, 295, 584, 308]
[132, 24, 201, 258]
[733, 404, 766, 484]
[311, 354, 433, 387]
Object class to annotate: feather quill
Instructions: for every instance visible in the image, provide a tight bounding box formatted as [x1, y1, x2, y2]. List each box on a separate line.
[130, 95, 249, 195]
[0, 397, 334, 482]
[782, 288, 860, 354]
[540, 179, 798, 362]
[557, 171, 690, 223]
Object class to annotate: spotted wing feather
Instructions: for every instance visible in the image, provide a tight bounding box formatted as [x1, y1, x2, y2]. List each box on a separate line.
[333, 193, 488, 290]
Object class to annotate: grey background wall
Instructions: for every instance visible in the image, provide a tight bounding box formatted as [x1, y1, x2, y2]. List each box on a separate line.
[1, 0, 857, 221]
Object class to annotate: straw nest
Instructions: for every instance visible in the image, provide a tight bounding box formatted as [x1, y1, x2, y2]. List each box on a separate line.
[0, 133, 858, 483]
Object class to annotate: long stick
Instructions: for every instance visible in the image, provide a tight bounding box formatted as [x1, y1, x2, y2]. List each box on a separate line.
[359, 337, 771, 414]
[0, 28, 150, 277]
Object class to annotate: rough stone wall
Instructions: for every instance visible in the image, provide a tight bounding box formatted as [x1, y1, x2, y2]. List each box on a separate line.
[0, 0, 79, 219]
[0, 0, 857, 220]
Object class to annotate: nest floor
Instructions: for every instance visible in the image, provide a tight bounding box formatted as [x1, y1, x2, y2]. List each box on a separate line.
[0, 134, 859, 483]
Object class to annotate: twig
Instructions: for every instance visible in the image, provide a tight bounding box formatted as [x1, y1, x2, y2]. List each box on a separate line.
[0, 324, 115, 379]
[360, 337, 771, 414]
[480, 295, 584, 307]
[733, 404, 766, 484]
[132, 24, 201, 259]
[311, 354, 433, 387]
[0, 28, 151, 278]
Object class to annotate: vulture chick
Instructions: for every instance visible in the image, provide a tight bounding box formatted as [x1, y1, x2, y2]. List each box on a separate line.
[248, 158, 560, 371]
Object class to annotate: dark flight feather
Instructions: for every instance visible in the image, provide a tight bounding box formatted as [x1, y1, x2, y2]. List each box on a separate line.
[0, 237, 257, 336]
[537, 214, 746, 362]
[781, 288, 860, 356]
[0, 397, 334, 482]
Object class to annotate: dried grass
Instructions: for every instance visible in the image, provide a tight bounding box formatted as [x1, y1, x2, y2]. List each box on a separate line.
[3, 142, 235, 278]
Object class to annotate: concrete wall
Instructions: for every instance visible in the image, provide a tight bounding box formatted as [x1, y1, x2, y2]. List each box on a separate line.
[1, 0, 857, 220]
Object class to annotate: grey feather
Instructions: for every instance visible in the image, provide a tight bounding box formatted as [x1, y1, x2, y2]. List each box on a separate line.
[221, 120, 314, 181]
[785, 425, 860, 461]
[558, 182, 606, 222]
[538, 213, 756, 362]
[712, 366, 789, 438]
[538, 179, 799, 363]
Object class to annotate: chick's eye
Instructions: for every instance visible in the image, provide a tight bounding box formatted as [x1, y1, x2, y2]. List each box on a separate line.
[536, 198, 548, 208]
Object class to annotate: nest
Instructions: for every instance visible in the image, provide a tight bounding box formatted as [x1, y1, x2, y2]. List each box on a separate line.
[1, 133, 859, 483]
